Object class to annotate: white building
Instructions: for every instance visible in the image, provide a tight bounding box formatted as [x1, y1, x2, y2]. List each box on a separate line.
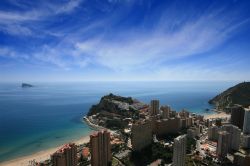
[173, 135, 186, 166]
[243, 108, 250, 134]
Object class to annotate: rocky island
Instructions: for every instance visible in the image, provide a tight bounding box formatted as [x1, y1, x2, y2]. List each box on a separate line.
[209, 82, 250, 110]
[21, 83, 33, 88]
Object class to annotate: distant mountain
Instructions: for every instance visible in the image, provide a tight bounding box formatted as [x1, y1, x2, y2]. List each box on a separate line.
[21, 83, 33, 88]
[209, 82, 250, 109]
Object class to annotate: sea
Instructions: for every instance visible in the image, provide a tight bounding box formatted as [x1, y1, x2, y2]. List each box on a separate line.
[0, 81, 237, 162]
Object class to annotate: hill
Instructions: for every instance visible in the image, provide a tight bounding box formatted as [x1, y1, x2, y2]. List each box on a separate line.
[209, 82, 250, 109]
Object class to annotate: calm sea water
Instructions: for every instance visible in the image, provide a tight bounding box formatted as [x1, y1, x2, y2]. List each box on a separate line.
[0, 81, 236, 162]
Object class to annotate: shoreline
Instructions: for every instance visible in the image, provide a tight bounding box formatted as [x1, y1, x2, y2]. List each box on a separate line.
[0, 119, 95, 166]
[0, 136, 90, 166]
[203, 111, 230, 120]
[0, 111, 229, 166]
[0, 116, 108, 166]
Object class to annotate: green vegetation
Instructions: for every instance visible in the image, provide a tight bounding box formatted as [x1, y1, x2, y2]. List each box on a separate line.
[186, 138, 196, 154]
[209, 82, 250, 109]
[130, 142, 172, 165]
[106, 119, 126, 129]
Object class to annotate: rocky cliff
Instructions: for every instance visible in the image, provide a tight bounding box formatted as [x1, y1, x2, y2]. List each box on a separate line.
[209, 82, 250, 109]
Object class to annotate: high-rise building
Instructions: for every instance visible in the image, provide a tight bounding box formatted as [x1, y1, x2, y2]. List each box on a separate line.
[90, 130, 111, 166]
[242, 135, 250, 149]
[230, 105, 245, 129]
[208, 126, 219, 141]
[243, 108, 250, 134]
[150, 100, 159, 116]
[51, 143, 77, 166]
[131, 120, 152, 151]
[217, 131, 230, 159]
[221, 124, 241, 151]
[161, 105, 170, 119]
[173, 135, 186, 166]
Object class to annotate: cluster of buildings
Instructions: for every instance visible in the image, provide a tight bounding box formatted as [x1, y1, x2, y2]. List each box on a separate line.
[206, 104, 250, 165]
[37, 99, 250, 166]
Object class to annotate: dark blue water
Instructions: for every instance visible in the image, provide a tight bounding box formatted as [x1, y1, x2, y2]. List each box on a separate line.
[0, 81, 236, 162]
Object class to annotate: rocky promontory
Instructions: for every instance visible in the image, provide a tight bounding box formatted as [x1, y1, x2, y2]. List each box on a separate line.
[209, 82, 250, 109]
[86, 93, 148, 129]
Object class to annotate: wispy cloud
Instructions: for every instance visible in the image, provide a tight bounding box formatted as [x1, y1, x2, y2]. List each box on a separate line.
[1, 0, 250, 81]
[0, 0, 82, 36]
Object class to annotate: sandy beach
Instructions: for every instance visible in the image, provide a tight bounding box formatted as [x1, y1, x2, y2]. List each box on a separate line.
[204, 111, 230, 120]
[0, 136, 90, 166]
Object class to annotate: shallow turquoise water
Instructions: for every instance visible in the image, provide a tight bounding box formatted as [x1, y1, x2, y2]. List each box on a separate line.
[0, 81, 236, 162]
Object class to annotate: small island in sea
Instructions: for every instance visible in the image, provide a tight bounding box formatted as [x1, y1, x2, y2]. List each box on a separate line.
[21, 83, 33, 88]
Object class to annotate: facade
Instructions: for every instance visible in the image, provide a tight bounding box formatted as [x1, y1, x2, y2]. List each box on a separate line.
[150, 100, 159, 116]
[187, 127, 199, 139]
[242, 134, 250, 149]
[155, 117, 181, 136]
[221, 124, 241, 151]
[90, 130, 111, 166]
[51, 143, 77, 166]
[161, 105, 170, 119]
[243, 108, 250, 134]
[173, 135, 186, 166]
[208, 126, 219, 141]
[131, 120, 152, 151]
[217, 131, 230, 159]
[230, 105, 245, 129]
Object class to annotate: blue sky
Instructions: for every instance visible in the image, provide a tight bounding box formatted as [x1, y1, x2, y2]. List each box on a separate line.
[0, 0, 250, 82]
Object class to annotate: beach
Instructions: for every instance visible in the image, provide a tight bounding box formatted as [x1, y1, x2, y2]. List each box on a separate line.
[204, 111, 230, 120]
[0, 136, 90, 166]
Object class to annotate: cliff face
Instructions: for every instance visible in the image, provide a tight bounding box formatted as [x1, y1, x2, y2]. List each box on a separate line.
[86, 93, 147, 129]
[209, 82, 250, 109]
[87, 93, 144, 116]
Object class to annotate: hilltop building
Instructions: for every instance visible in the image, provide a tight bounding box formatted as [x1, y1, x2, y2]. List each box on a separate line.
[51, 143, 77, 166]
[173, 135, 186, 166]
[90, 130, 111, 166]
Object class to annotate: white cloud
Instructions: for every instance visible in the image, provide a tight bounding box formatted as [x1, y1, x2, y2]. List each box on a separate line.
[74, 12, 248, 71]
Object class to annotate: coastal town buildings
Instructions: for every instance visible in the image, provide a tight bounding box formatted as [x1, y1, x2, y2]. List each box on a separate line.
[187, 127, 200, 139]
[51, 143, 77, 166]
[154, 117, 181, 135]
[208, 126, 219, 141]
[90, 130, 111, 166]
[161, 105, 170, 119]
[243, 108, 250, 134]
[221, 124, 241, 151]
[230, 105, 245, 129]
[173, 135, 186, 166]
[131, 120, 152, 151]
[217, 131, 230, 159]
[150, 100, 159, 116]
